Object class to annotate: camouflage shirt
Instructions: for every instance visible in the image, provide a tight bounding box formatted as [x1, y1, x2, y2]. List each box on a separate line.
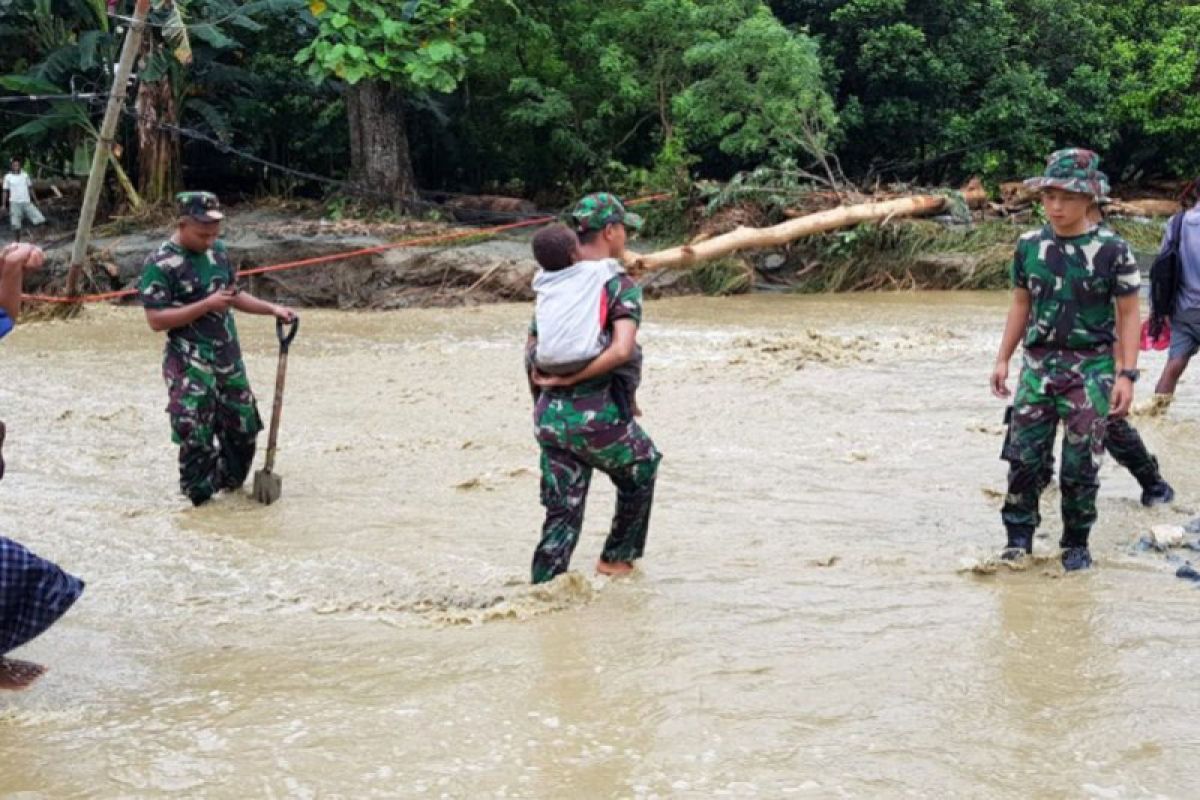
[138, 239, 242, 362]
[1011, 224, 1140, 351]
[528, 274, 643, 392]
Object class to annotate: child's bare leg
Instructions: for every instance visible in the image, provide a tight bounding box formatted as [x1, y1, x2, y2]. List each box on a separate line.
[0, 657, 47, 690]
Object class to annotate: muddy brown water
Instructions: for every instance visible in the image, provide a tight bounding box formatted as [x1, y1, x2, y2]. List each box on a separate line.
[2, 294, 1199, 799]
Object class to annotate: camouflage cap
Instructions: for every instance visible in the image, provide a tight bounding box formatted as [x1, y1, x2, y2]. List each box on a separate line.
[1095, 170, 1112, 205]
[1023, 148, 1106, 199]
[176, 191, 224, 223]
[569, 192, 643, 233]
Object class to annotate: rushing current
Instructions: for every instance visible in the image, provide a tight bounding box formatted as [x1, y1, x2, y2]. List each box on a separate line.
[2, 293, 1197, 799]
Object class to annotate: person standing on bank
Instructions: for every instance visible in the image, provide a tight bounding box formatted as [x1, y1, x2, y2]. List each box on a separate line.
[2, 159, 46, 242]
[991, 149, 1141, 572]
[526, 193, 662, 583]
[139, 192, 296, 506]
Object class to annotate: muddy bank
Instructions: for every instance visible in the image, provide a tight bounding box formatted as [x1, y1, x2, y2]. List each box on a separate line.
[29, 208, 698, 308]
[25, 206, 1169, 307]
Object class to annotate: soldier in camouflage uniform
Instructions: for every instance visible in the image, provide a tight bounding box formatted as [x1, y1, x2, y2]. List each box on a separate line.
[991, 149, 1142, 571]
[1005, 178, 1175, 507]
[139, 192, 296, 506]
[527, 193, 662, 584]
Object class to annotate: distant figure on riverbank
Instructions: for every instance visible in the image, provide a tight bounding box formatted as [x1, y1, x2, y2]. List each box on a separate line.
[138, 192, 296, 507]
[2, 159, 45, 243]
[990, 148, 1141, 571]
[0, 242, 86, 690]
[525, 194, 661, 583]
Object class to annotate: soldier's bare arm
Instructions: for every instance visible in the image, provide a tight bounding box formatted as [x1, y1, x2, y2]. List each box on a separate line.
[1111, 293, 1140, 416]
[533, 319, 637, 388]
[230, 291, 296, 322]
[144, 290, 236, 332]
[991, 288, 1031, 398]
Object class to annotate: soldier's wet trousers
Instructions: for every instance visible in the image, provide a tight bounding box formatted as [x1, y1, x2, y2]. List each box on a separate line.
[532, 386, 661, 584]
[1002, 353, 1113, 548]
[163, 348, 263, 505]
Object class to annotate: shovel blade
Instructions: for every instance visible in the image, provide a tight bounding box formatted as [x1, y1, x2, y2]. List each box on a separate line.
[252, 469, 282, 505]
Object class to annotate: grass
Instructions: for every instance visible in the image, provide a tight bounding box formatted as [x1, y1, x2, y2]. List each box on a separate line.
[771, 216, 1168, 293]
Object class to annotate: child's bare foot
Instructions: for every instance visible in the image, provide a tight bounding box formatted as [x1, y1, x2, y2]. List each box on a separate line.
[596, 559, 635, 577]
[0, 657, 47, 690]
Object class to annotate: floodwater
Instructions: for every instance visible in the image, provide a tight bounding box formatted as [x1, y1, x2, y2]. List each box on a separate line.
[2, 293, 1200, 799]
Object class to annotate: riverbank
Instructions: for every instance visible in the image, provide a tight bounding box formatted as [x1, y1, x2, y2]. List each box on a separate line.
[23, 204, 1170, 308]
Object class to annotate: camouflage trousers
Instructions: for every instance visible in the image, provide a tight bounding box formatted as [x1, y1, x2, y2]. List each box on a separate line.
[1001, 348, 1114, 547]
[1018, 417, 1163, 493]
[532, 384, 662, 584]
[162, 346, 263, 505]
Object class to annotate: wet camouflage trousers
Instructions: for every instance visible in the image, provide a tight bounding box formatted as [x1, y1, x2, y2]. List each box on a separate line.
[532, 385, 662, 584]
[1001, 349, 1114, 547]
[1016, 417, 1163, 493]
[162, 346, 263, 504]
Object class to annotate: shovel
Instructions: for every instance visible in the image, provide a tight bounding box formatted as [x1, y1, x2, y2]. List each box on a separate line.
[253, 316, 299, 505]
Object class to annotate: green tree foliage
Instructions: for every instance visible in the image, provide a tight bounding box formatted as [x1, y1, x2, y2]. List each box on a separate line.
[1, 0, 1199, 208]
[675, 9, 837, 181]
[295, 0, 483, 89]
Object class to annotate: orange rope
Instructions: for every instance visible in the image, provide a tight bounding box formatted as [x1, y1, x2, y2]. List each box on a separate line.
[22, 193, 673, 305]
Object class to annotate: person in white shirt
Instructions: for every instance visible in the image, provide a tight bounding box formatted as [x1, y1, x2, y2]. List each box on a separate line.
[2, 159, 45, 241]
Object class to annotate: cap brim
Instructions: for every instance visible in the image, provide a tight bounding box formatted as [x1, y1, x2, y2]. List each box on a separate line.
[187, 211, 225, 222]
[622, 212, 644, 230]
[1023, 177, 1097, 197]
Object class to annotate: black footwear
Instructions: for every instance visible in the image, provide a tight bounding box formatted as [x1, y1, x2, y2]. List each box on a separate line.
[1061, 546, 1093, 572]
[1000, 547, 1029, 563]
[1003, 528, 1033, 554]
[1141, 480, 1175, 507]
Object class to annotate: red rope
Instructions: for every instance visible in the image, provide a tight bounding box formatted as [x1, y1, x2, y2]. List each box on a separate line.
[23, 193, 673, 305]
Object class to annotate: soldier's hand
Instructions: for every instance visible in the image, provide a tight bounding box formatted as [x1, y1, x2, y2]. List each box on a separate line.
[1110, 377, 1134, 418]
[206, 289, 238, 313]
[990, 360, 1011, 398]
[273, 304, 297, 323]
[532, 370, 572, 388]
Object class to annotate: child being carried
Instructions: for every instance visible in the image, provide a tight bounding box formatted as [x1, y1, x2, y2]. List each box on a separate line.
[529, 224, 641, 418]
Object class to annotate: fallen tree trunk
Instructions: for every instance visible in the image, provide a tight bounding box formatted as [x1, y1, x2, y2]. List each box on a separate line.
[1108, 198, 1180, 218]
[632, 195, 948, 271]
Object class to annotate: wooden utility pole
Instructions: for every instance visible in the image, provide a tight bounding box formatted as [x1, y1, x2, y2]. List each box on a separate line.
[65, 0, 151, 299]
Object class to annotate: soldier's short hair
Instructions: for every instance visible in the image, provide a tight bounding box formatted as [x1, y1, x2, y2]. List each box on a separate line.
[532, 224, 579, 271]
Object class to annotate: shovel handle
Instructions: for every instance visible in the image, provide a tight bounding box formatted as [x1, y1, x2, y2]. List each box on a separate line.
[276, 316, 300, 352]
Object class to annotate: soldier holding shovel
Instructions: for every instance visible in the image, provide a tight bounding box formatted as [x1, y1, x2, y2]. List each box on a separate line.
[139, 192, 296, 506]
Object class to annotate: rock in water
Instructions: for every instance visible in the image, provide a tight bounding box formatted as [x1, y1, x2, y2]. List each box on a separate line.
[1151, 524, 1187, 549]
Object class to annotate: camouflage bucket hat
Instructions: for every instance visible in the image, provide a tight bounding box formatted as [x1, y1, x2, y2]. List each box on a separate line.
[570, 192, 643, 233]
[176, 191, 225, 222]
[1023, 148, 1106, 199]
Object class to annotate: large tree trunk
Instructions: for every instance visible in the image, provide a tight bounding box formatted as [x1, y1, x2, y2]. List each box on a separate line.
[135, 56, 181, 206]
[346, 80, 416, 209]
[632, 195, 950, 271]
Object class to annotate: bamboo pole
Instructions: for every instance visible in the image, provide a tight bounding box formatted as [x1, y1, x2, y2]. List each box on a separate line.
[65, 0, 150, 299]
[632, 195, 949, 271]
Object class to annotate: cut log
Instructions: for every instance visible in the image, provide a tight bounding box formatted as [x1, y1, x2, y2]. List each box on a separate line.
[961, 177, 988, 210]
[1000, 181, 1038, 208]
[1107, 198, 1180, 218]
[632, 195, 948, 271]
